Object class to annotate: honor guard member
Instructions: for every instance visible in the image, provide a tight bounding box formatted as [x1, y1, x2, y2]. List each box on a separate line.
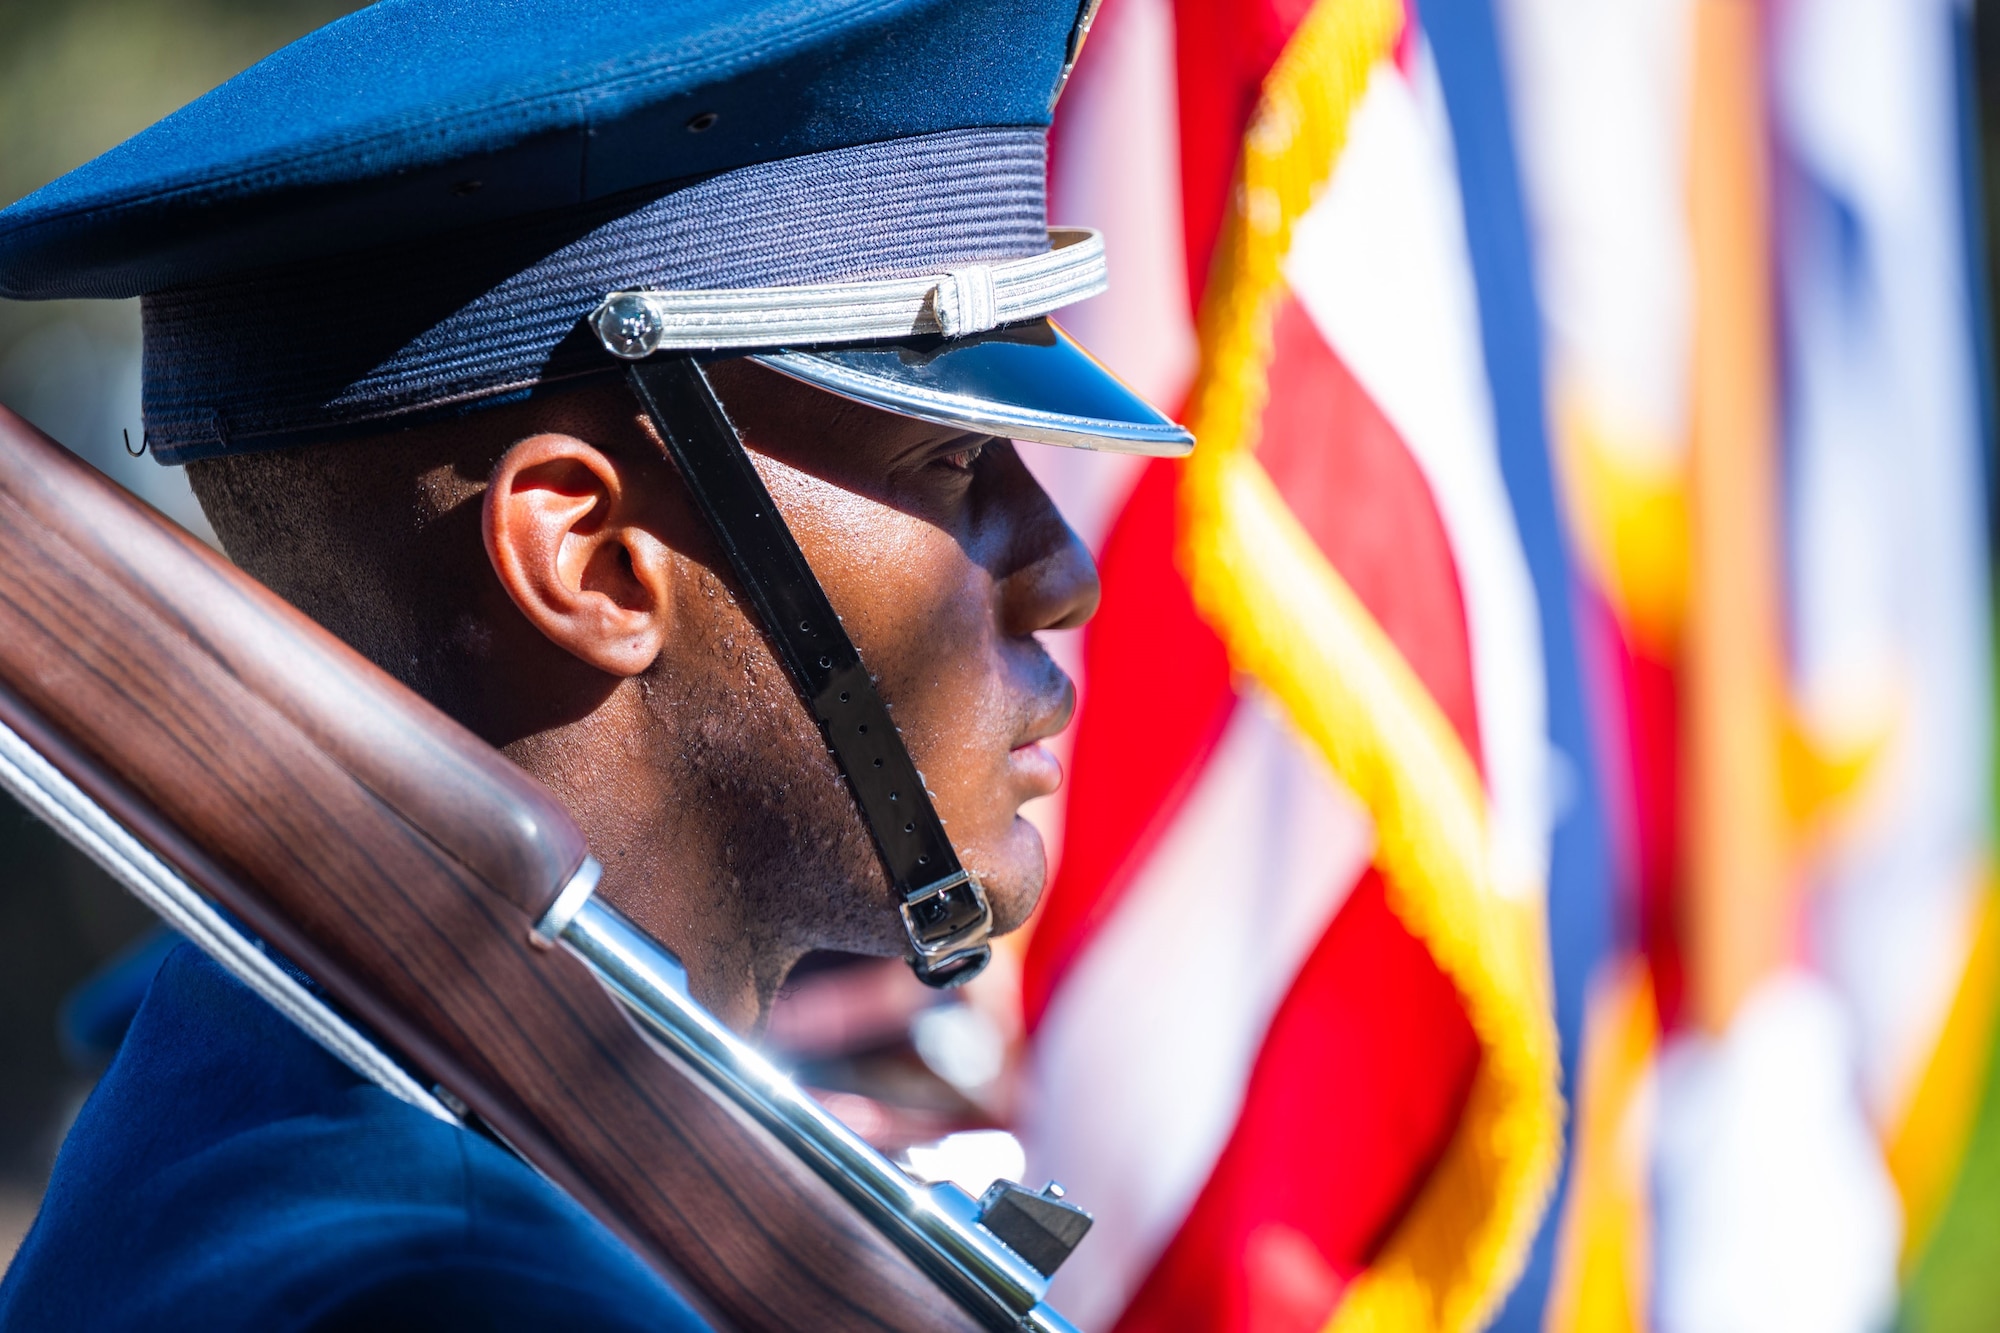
[0, 0, 1190, 1328]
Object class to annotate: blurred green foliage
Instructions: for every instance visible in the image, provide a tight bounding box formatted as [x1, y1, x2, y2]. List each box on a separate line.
[0, 0, 363, 205]
[1900, 6, 2000, 1325]
[0, 0, 364, 347]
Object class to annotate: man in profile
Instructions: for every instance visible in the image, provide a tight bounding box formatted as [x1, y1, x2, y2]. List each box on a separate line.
[0, 0, 1190, 1327]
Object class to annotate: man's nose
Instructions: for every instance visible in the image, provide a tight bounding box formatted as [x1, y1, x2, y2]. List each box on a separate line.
[996, 459, 1101, 637]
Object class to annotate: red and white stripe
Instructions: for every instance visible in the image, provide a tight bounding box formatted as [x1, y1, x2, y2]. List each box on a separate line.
[1021, 3, 1551, 1328]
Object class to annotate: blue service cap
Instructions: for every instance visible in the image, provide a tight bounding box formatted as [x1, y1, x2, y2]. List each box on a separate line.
[0, 0, 1191, 463]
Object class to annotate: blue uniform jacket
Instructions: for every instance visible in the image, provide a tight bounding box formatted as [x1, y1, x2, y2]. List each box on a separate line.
[0, 944, 711, 1331]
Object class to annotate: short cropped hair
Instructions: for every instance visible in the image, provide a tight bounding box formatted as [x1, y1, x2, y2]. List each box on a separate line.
[186, 393, 554, 715]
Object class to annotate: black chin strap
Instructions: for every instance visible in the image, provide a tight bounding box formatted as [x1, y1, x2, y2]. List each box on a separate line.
[626, 357, 994, 988]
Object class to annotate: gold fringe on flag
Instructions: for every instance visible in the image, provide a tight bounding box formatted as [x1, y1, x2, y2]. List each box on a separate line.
[1173, 0, 1562, 1328]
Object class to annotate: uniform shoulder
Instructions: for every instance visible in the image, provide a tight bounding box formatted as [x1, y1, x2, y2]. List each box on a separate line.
[0, 945, 706, 1332]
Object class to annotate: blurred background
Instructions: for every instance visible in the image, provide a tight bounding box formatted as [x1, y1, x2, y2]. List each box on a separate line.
[0, 0, 356, 1264]
[5, 2, 2000, 1332]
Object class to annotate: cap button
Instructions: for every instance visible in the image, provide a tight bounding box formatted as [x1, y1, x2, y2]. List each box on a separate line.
[595, 294, 664, 360]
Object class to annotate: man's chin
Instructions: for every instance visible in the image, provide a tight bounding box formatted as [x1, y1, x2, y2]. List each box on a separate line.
[813, 819, 1046, 958]
[976, 818, 1049, 938]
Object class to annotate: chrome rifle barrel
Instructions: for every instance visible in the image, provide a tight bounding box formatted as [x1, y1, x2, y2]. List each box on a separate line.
[552, 891, 1085, 1333]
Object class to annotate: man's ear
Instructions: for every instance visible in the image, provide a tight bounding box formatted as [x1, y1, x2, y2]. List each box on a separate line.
[482, 433, 672, 677]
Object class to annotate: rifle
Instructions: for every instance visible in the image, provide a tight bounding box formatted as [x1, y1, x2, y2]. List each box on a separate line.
[0, 405, 1090, 1332]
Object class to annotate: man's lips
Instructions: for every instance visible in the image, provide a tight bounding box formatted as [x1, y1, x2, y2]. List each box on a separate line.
[1007, 676, 1075, 800]
[1008, 739, 1064, 799]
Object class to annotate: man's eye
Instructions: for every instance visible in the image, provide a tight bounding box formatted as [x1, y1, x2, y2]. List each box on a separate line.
[937, 440, 986, 472]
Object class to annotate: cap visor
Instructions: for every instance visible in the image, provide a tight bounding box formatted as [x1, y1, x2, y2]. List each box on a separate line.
[750, 319, 1193, 457]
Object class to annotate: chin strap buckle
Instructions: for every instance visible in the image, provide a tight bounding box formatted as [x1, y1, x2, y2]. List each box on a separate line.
[901, 870, 994, 988]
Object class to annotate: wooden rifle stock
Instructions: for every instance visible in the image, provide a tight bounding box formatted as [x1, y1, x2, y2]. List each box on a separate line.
[0, 405, 987, 1332]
